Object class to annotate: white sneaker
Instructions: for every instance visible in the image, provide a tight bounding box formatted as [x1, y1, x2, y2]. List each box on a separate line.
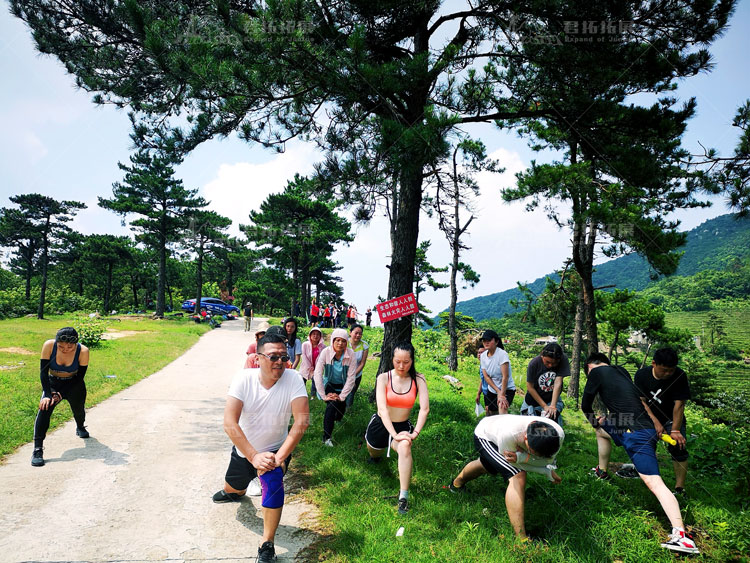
[247, 477, 262, 496]
[661, 529, 699, 554]
[324, 439, 334, 447]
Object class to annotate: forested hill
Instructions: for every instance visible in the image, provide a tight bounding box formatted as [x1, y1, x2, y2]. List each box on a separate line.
[452, 213, 750, 321]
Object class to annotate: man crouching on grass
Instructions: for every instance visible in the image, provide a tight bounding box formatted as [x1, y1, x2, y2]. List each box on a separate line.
[212, 333, 309, 563]
[582, 352, 698, 555]
[448, 414, 564, 541]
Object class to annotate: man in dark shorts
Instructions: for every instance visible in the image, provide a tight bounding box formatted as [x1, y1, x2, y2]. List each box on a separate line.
[635, 347, 691, 495]
[582, 353, 698, 555]
[521, 342, 570, 424]
[212, 334, 309, 563]
[449, 414, 563, 540]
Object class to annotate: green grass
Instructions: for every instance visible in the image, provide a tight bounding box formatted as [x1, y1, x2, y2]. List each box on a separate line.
[293, 328, 750, 562]
[0, 314, 210, 458]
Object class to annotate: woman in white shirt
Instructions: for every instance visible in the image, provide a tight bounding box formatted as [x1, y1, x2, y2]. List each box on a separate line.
[479, 329, 515, 415]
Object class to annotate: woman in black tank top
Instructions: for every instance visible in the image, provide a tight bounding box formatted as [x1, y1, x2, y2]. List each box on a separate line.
[31, 327, 90, 467]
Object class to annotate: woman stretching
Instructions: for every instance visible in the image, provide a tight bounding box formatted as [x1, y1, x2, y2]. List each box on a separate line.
[32, 327, 90, 467]
[365, 342, 429, 515]
[313, 328, 358, 446]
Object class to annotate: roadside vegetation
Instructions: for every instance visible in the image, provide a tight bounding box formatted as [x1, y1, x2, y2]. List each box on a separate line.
[294, 325, 750, 562]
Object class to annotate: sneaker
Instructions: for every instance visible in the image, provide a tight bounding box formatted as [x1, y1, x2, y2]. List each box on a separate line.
[397, 497, 408, 515]
[615, 464, 639, 479]
[674, 487, 686, 497]
[257, 541, 276, 562]
[76, 426, 90, 438]
[31, 447, 45, 467]
[661, 529, 699, 554]
[448, 481, 466, 493]
[323, 439, 334, 447]
[247, 477, 262, 496]
[591, 466, 611, 480]
[212, 490, 242, 503]
[367, 456, 382, 464]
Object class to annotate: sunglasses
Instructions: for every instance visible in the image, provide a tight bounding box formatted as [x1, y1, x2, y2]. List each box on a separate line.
[258, 353, 290, 363]
[57, 335, 78, 343]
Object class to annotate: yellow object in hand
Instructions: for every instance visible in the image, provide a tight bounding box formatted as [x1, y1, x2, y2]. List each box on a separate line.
[661, 433, 677, 446]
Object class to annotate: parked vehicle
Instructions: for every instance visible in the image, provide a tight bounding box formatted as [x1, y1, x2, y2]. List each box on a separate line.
[181, 297, 240, 315]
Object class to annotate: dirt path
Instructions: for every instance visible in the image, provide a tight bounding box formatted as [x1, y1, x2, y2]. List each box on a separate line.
[0, 318, 319, 563]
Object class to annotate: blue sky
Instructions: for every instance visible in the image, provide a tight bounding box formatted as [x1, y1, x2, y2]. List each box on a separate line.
[1, 2, 748, 320]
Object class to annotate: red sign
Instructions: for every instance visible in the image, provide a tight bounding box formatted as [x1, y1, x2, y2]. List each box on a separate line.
[376, 293, 418, 323]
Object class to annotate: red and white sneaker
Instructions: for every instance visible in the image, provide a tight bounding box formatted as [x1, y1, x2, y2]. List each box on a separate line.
[661, 529, 699, 554]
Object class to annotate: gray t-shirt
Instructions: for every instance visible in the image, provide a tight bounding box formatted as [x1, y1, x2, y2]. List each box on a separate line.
[524, 354, 570, 407]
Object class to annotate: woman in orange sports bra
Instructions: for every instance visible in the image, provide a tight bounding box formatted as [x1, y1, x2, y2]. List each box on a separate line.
[364, 342, 429, 515]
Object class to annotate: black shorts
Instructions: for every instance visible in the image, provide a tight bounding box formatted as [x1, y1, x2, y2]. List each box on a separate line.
[224, 446, 292, 492]
[364, 414, 414, 450]
[664, 420, 689, 462]
[483, 389, 516, 412]
[474, 434, 521, 481]
[310, 315, 318, 323]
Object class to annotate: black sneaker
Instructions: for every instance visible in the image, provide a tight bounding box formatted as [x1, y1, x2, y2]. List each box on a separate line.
[448, 481, 466, 493]
[212, 490, 242, 503]
[674, 487, 686, 497]
[615, 464, 639, 479]
[397, 497, 408, 515]
[257, 541, 276, 562]
[31, 447, 44, 467]
[367, 456, 382, 464]
[590, 466, 611, 480]
[76, 426, 90, 438]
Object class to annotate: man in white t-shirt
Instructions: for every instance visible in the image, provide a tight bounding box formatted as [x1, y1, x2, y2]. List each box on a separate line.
[449, 415, 564, 540]
[479, 329, 516, 415]
[212, 334, 309, 563]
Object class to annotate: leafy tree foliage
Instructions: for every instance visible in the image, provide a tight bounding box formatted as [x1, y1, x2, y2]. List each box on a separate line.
[431, 139, 491, 369]
[413, 241, 447, 327]
[0, 194, 85, 318]
[689, 100, 750, 217]
[242, 175, 352, 316]
[184, 210, 232, 314]
[99, 150, 207, 316]
[499, 0, 734, 355]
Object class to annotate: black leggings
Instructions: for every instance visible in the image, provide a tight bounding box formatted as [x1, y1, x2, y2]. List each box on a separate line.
[34, 378, 86, 447]
[323, 383, 347, 440]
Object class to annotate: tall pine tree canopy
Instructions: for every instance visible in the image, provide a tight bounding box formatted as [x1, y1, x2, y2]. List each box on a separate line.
[11, 0, 736, 358]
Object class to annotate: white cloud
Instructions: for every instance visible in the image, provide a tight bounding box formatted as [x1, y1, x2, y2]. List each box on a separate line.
[201, 142, 321, 235]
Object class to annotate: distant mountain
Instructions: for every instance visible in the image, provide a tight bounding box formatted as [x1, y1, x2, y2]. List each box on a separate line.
[450, 214, 750, 322]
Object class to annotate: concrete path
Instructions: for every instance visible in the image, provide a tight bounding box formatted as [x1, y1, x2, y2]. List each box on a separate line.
[0, 318, 319, 563]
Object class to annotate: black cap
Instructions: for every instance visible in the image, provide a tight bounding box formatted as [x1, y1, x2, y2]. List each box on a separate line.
[265, 325, 288, 341]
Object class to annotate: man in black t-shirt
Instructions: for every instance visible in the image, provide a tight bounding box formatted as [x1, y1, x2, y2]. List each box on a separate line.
[581, 353, 698, 554]
[521, 342, 570, 423]
[635, 347, 691, 494]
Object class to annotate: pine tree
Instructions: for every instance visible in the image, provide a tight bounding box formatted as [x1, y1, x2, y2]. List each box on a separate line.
[0, 194, 85, 318]
[99, 150, 206, 317]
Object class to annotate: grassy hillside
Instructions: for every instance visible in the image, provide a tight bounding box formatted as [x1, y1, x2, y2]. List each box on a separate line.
[453, 214, 750, 321]
[295, 326, 750, 562]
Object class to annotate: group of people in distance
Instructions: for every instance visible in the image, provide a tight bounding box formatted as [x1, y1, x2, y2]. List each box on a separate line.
[307, 299, 360, 329]
[30, 320, 698, 562]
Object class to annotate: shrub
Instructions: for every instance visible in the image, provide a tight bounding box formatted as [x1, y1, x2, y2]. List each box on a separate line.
[73, 316, 107, 347]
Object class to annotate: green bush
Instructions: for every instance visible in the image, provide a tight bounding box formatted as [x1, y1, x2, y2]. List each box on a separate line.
[0, 287, 34, 318]
[73, 316, 108, 347]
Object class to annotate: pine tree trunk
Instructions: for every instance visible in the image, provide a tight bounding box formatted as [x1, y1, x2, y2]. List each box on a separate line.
[37, 228, 50, 320]
[377, 165, 422, 376]
[156, 231, 166, 317]
[194, 240, 204, 315]
[568, 282, 585, 408]
[104, 261, 113, 314]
